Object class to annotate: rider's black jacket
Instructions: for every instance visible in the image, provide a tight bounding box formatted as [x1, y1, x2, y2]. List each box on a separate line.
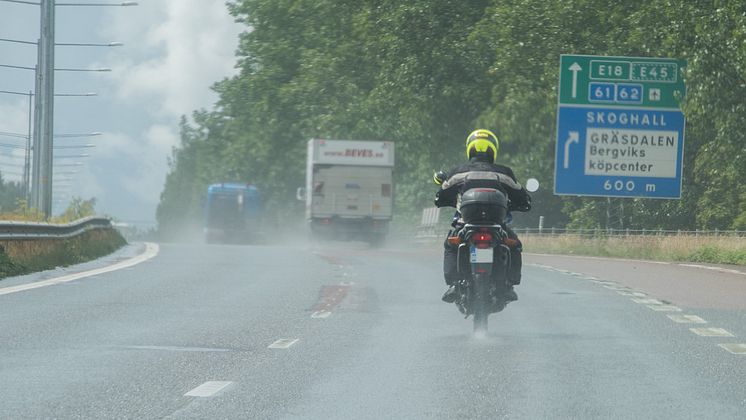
[434, 158, 532, 212]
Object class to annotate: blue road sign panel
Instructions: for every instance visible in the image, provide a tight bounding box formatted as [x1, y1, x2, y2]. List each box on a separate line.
[588, 82, 616, 103]
[554, 106, 685, 198]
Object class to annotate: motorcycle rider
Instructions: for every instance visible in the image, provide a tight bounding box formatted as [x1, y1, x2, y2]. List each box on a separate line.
[434, 129, 531, 304]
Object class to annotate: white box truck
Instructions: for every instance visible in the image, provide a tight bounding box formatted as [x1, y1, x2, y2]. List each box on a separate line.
[303, 139, 394, 243]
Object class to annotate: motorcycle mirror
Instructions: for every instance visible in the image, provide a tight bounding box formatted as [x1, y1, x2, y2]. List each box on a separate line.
[296, 187, 307, 201]
[525, 178, 540, 192]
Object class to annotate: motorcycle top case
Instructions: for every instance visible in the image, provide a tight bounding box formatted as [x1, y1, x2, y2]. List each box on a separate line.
[460, 188, 508, 223]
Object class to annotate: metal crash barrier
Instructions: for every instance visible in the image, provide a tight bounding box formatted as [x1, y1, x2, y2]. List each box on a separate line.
[0, 216, 113, 241]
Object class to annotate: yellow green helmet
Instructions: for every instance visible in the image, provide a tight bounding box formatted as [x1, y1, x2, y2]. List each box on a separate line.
[465, 129, 499, 162]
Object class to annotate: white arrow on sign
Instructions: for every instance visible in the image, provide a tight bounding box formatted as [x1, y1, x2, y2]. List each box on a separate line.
[563, 131, 579, 169]
[569, 62, 582, 99]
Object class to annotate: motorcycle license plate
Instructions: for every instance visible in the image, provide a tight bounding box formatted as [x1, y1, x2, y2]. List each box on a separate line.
[470, 246, 492, 263]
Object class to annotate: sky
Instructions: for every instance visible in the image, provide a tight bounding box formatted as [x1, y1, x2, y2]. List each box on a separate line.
[0, 0, 242, 226]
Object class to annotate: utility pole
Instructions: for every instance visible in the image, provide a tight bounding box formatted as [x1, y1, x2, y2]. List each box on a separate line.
[36, 0, 55, 218]
[31, 44, 42, 209]
[23, 90, 32, 199]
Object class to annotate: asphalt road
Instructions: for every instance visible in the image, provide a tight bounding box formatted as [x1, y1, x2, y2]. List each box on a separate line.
[1, 241, 745, 419]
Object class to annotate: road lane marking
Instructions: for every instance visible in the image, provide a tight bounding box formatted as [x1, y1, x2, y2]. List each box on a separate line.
[632, 298, 664, 305]
[690, 328, 734, 337]
[591, 280, 617, 286]
[311, 310, 331, 319]
[679, 264, 746, 276]
[647, 305, 682, 312]
[617, 291, 647, 297]
[185, 381, 233, 397]
[604, 285, 632, 291]
[525, 252, 671, 265]
[0, 243, 159, 297]
[268, 338, 299, 349]
[667, 315, 707, 324]
[718, 344, 746, 354]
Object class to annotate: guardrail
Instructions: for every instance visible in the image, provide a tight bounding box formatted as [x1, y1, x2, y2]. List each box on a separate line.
[0, 216, 113, 241]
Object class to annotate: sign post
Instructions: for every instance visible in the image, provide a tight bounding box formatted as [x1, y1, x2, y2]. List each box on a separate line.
[554, 55, 686, 198]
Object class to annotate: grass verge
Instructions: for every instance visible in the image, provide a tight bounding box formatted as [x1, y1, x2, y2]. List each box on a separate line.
[522, 234, 746, 266]
[0, 229, 127, 280]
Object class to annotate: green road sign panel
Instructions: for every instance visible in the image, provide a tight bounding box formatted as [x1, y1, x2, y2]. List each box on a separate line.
[559, 55, 686, 109]
[555, 54, 687, 199]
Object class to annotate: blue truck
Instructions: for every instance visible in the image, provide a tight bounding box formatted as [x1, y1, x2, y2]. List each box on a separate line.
[204, 183, 262, 244]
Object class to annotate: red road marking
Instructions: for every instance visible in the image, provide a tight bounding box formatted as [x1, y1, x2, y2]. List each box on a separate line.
[311, 285, 350, 311]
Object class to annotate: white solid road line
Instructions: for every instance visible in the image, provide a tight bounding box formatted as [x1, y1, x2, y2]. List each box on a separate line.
[268, 338, 299, 349]
[0, 242, 160, 297]
[525, 252, 671, 265]
[679, 264, 746, 276]
[184, 381, 233, 397]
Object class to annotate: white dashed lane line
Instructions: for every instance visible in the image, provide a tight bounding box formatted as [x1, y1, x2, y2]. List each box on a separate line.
[311, 310, 331, 319]
[690, 328, 735, 338]
[185, 381, 233, 397]
[718, 344, 746, 355]
[533, 263, 746, 355]
[268, 338, 299, 349]
[632, 298, 664, 305]
[647, 305, 682, 312]
[667, 314, 707, 324]
[617, 291, 647, 297]
[603, 285, 632, 291]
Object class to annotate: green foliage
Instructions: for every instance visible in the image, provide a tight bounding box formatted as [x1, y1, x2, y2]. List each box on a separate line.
[0, 229, 127, 280]
[54, 197, 96, 223]
[157, 0, 746, 233]
[0, 173, 24, 214]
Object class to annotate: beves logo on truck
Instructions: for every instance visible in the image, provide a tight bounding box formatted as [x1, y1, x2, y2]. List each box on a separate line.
[311, 139, 395, 167]
[323, 149, 385, 159]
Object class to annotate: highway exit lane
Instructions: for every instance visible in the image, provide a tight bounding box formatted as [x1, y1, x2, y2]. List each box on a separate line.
[0, 242, 745, 419]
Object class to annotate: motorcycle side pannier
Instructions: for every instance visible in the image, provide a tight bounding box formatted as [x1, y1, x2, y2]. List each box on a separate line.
[460, 188, 508, 223]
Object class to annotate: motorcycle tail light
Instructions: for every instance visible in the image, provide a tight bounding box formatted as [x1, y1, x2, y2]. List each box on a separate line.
[472, 232, 492, 249]
[447, 236, 462, 246]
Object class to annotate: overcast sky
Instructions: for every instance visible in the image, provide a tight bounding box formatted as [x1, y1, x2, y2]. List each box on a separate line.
[0, 0, 242, 226]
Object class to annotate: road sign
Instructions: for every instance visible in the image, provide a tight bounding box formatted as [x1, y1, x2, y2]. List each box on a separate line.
[554, 55, 686, 199]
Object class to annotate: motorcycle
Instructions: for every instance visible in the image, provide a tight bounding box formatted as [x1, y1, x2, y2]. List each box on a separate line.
[446, 178, 539, 333]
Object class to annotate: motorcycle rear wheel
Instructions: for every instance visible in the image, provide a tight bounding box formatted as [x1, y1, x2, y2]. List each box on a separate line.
[472, 273, 489, 334]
